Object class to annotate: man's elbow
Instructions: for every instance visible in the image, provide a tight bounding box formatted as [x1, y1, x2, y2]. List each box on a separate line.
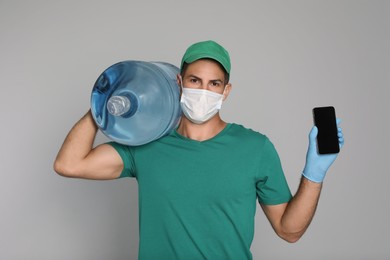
[53, 159, 80, 178]
[282, 233, 302, 243]
[278, 230, 305, 243]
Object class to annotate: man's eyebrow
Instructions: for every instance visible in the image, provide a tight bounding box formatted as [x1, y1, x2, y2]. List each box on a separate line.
[210, 79, 223, 83]
[187, 74, 202, 80]
[187, 75, 223, 83]
[188, 74, 223, 82]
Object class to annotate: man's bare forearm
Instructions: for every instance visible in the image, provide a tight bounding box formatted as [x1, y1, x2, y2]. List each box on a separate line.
[281, 177, 322, 239]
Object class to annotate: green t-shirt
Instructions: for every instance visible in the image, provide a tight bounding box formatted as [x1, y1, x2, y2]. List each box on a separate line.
[109, 123, 292, 260]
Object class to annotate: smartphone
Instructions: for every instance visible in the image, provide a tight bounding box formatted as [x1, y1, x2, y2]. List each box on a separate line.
[313, 106, 340, 154]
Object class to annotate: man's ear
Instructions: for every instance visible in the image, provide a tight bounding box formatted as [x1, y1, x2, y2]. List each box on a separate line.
[177, 74, 182, 86]
[222, 83, 232, 101]
[177, 74, 183, 95]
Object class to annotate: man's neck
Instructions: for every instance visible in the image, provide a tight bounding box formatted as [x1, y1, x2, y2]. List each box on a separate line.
[176, 115, 227, 142]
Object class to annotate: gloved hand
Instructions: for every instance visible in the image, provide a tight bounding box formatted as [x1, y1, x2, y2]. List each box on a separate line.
[302, 119, 344, 183]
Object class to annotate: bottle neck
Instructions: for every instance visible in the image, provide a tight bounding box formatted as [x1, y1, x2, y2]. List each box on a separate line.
[107, 95, 131, 116]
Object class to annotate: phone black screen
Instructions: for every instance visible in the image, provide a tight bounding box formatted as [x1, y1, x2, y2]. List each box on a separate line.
[313, 106, 340, 154]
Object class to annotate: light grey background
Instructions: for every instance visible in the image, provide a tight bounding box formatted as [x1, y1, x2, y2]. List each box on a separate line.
[1, 0, 389, 259]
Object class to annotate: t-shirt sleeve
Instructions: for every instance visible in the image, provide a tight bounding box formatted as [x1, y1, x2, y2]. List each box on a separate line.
[107, 142, 136, 178]
[256, 137, 292, 205]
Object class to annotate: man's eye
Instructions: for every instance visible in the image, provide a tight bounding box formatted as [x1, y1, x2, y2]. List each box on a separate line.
[190, 79, 198, 83]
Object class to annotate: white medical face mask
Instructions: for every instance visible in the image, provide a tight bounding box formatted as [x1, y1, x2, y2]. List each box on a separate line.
[180, 86, 225, 124]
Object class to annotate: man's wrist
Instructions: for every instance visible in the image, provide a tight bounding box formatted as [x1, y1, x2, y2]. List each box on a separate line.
[302, 172, 324, 184]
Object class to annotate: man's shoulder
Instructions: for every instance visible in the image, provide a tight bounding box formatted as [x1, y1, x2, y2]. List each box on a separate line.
[228, 123, 269, 145]
[229, 123, 267, 138]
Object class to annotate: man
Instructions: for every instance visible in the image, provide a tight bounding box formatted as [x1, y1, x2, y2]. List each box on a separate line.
[54, 40, 344, 259]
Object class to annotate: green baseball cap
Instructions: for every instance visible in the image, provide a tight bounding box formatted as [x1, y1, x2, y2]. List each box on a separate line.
[180, 40, 231, 74]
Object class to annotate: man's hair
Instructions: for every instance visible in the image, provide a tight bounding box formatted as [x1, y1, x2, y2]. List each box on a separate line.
[180, 58, 230, 85]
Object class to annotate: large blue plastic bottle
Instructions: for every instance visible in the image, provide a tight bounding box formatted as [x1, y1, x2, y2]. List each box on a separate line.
[90, 61, 182, 146]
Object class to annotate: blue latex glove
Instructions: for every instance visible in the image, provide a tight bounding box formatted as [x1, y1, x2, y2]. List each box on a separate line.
[302, 119, 344, 183]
